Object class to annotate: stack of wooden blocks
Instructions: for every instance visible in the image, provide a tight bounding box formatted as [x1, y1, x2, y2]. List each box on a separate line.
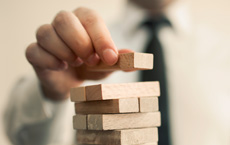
[70, 53, 161, 145]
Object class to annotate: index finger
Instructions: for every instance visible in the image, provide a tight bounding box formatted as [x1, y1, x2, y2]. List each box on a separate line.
[74, 7, 118, 66]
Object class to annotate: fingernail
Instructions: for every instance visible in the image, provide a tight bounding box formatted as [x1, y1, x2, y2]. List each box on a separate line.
[58, 62, 68, 70]
[87, 53, 100, 66]
[72, 57, 83, 67]
[103, 49, 118, 65]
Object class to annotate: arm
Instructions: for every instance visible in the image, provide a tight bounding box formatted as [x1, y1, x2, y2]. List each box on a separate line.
[4, 7, 133, 145]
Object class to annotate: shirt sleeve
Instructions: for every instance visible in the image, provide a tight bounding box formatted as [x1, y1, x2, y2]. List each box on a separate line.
[3, 76, 75, 145]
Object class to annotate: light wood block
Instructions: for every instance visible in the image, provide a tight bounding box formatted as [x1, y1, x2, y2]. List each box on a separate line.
[139, 97, 159, 112]
[87, 112, 161, 130]
[70, 87, 86, 102]
[71, 82, 160, 102]
[83, 81, 160, 101]
[87, 52, 153, 71]
[75, 98, 139, 114]
[73, 114, 87, 130]
[77, 128, 158, 145]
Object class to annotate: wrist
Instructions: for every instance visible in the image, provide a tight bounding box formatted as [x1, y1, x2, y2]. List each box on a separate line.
[41, 84, 70, 101]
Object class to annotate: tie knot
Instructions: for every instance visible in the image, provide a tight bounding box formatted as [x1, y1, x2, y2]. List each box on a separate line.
[142, 16, 171, 31]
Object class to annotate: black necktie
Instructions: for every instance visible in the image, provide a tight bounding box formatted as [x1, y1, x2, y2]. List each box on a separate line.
[140, 17, 172, 145]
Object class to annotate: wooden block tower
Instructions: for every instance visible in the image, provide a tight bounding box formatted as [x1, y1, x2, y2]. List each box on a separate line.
[70, 52, 161, 145]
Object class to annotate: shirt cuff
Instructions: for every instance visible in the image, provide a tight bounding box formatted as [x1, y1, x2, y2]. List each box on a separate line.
[15, 75, 70, 125]
[35, 77, 71, 122]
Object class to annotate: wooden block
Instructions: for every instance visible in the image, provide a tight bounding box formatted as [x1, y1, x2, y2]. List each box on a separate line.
[77, 128, 158, 145]
[73, 114, 87, 129]
[70, 87, 86, 102]
[87, 52, 153, 71]
[139, 97, 159, 112]
[75, 98, 139, 114]
[85, 81, 160, 101]
[71, 82, 160, 102]
[87, 112, 161, 130]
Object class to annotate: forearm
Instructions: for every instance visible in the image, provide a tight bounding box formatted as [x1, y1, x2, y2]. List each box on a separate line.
[3, 75, 75, 145]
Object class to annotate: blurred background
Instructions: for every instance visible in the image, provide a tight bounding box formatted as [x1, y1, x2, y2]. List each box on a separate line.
[0, 0, 229, 144]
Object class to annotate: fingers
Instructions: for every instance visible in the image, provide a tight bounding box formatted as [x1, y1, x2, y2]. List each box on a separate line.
[36, 24, 80, 66]
[74, 7, 118, 65]
[34, 7, 118, 69]
[25, 43, 68, 70]
[52, 10, 99, 66]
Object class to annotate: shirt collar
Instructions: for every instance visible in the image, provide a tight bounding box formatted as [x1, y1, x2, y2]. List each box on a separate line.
[120, 2, 148, 36]
[120, 1, 192, 36]
[164, 1, 192, 35]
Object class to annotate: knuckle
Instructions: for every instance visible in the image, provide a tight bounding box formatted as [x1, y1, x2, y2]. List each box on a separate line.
[75, 7, 93, 15]
[81, 11, 101, 27]
[75, 7, 87, 12]
[53, 10, 69, 27]
[74, 7, 102, 27]
[84, 15, 97, 26]
[36, 24, 52, 44]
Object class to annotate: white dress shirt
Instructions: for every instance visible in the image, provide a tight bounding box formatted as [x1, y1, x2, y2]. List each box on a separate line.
[4, 1, 230, 145]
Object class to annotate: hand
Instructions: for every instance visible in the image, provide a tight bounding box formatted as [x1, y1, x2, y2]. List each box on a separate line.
[25, 7, 132, 101]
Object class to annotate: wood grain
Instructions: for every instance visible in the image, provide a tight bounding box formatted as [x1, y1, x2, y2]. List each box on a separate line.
[70, 87, 86, 102]
[75, 98, 139, 114]
[87, 52, 153, 71]
[86, 81, 160, 101]
[73, 114, 87, 130]
[77, 128, 158, 145]
[87, 112, 161, 130]
[139, 97, 159, 112]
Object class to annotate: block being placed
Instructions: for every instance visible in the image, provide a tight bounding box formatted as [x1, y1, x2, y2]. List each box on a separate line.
[139, 97, 159, 112]
[75, 98, 139, 114]
[77, 128, 158, 145]
[87, 52, 153, 71]
[87, 112, 161, 130]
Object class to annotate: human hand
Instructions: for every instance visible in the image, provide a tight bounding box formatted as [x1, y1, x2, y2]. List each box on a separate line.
[25, 7, 132, 100]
